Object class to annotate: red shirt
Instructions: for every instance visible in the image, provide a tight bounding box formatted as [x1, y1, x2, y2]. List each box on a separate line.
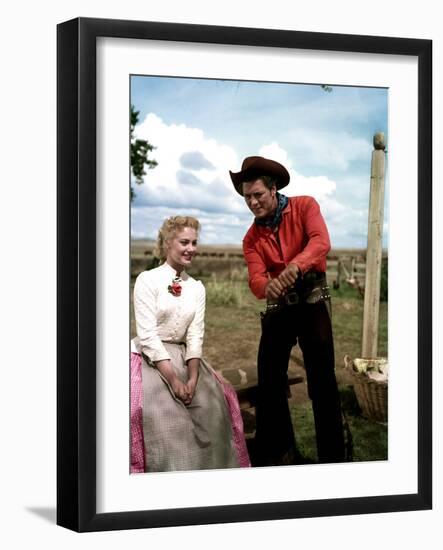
[243, 196, 331, 299]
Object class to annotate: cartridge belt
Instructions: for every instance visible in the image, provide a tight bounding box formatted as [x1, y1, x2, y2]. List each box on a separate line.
[264, 271, 331, 315]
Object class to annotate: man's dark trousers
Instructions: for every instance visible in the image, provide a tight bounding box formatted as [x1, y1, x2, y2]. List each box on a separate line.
[254, 299, 345, 465]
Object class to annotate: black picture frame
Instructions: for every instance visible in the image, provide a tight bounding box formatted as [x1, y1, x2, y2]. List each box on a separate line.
[57, 17, 432, 532]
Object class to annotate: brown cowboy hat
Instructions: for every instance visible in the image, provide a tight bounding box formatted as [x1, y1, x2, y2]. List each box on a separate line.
[229, 156, 290, 196]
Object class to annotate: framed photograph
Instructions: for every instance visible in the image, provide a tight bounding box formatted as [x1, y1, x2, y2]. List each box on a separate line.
[57, 17, 432, 532]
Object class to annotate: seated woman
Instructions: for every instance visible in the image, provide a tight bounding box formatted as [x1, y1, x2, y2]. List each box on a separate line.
[131, 215, 250, 472]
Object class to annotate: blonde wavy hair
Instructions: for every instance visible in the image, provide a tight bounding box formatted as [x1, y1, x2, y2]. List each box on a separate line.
[153, 215, 201, 261]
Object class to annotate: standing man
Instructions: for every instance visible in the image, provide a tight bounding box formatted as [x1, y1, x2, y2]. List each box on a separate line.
[229, 156, 345, 466]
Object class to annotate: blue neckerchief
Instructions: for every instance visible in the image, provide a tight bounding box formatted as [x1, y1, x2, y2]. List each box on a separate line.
[254, 192, 289, 229]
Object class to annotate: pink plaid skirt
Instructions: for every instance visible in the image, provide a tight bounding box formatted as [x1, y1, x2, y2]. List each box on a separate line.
[130, 352, 250, 472]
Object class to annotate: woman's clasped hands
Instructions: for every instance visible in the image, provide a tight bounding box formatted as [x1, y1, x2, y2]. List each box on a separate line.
[170, 376, 197, 406]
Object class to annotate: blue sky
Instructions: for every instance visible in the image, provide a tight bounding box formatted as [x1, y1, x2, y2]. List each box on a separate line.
[131, 76, 388, 248]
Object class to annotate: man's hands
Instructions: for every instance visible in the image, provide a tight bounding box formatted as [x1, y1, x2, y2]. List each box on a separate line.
[265, 263, 300, 300]
[279, 263, 300, 287]
[265, 277, 286, 300]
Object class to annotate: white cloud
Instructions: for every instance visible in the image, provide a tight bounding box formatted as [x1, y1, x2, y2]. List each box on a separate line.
[131, 205, 252, 245]
[286, 128, 372, 171]
[259, 142, 292, 168]
[133, 113, 243, 214]
[132, 116, 382, 248]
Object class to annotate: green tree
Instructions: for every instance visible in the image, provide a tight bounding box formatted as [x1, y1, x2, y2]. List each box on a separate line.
[130, 105, 157, 200]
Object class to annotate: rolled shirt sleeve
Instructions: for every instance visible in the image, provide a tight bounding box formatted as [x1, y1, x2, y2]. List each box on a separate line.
[290, 198, 331, 274]
[133, 273, 171, 362]
[243, 236, 269, 299]
[185, 281, 206, 362]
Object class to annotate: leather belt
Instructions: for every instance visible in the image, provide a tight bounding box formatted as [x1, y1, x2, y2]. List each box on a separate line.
[263, 271, 331, 316]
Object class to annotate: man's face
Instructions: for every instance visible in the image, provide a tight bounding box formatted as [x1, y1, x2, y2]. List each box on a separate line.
[242, 178, 277, 219]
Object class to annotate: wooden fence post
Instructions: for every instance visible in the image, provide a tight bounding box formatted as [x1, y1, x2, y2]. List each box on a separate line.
[336, 259, 342, 288]
[362, 132, 386, 358]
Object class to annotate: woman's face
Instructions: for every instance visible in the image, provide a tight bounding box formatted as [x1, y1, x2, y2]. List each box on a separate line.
[166, 227, 198, 271]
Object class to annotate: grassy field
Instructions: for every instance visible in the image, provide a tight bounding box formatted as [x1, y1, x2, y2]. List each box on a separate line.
[200, 279, 388, 463]
[131, 248, 388, 464]
[198, 276, 387, 376]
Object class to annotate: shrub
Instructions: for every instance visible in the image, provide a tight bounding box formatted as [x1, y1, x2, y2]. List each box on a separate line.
[205, 276, 246, 307]
[229, 266, 248, 282]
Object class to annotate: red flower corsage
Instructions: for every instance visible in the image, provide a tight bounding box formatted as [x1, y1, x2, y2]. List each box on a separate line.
[168, 275, 182, 297]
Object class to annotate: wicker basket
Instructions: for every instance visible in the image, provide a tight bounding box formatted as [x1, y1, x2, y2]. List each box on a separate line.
[344, 356, 388, 422]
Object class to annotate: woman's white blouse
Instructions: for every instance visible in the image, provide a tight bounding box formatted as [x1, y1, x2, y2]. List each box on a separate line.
[133, 262, 205, 363]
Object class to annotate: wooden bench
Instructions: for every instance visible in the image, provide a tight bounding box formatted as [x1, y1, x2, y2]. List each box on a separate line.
[218, 366, 304, 437]
[219, 365, 304, 409]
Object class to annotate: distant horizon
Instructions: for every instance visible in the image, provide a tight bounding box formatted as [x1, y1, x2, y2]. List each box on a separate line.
[130, 237, 388, 254]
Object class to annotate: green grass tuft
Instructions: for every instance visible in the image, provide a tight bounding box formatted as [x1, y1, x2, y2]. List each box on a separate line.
[204, 276, 252, 307]
[291, 386, 388, 463]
